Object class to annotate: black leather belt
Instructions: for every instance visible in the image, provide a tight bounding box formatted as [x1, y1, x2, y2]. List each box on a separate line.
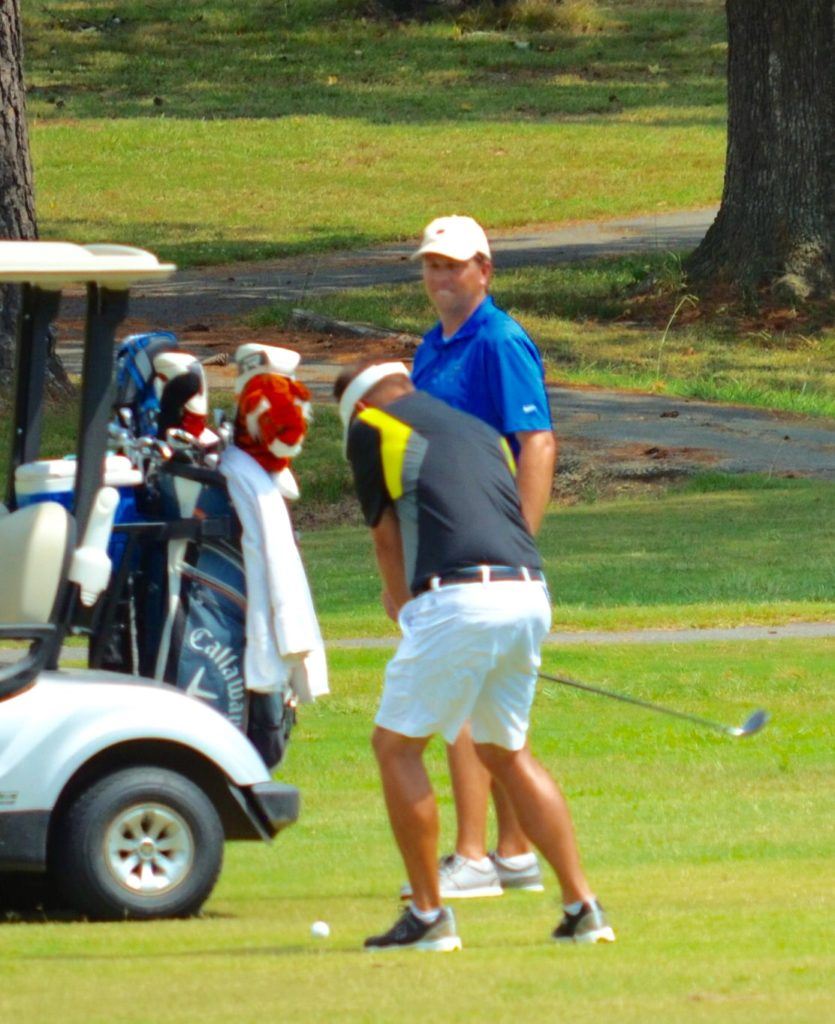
[415, 565, 545, 595]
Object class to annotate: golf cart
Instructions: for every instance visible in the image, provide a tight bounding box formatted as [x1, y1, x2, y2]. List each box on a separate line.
[0, 242, 299, 920]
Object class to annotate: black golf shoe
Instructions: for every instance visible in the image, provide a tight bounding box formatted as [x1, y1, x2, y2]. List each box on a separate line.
[364, 906, 462, 952]
[552, 900, 616, 944]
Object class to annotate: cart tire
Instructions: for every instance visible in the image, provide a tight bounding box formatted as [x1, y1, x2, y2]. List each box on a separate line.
[54, 766, 224, 920]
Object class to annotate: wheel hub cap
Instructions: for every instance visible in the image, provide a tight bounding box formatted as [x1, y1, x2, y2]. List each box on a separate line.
[105, 803, 195, 895]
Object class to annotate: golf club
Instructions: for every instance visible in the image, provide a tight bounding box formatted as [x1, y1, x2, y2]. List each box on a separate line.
[538, 669, 769, 738]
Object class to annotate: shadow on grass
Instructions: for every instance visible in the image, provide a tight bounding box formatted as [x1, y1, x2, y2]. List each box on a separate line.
[10, 937, 347, 959]
[26, 2, 728, 126]
[42, 222, 375, 266]
[41, 219, 704, 274]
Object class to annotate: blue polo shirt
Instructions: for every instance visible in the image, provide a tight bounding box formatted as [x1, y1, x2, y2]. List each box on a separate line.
[411, 296, 552, 455]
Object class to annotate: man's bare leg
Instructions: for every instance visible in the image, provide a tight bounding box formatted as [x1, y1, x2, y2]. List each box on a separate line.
[491, 778, 533, 858]
[446, 722, 491, 860]
[474, 741, 593, 905]
[448, 722, 533, 859]
[372, 726, 440, 911]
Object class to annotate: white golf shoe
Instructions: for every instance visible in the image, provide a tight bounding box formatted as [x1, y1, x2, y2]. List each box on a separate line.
[400, 853, 503, 900]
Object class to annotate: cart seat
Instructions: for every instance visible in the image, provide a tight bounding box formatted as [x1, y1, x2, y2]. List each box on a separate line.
[0, 501, 75, 626]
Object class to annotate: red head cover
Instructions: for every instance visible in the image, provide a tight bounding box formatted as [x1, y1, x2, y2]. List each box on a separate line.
[234, 373, 312, 473]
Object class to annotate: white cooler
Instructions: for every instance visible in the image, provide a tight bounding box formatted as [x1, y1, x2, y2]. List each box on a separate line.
[15, 456, 143, 565]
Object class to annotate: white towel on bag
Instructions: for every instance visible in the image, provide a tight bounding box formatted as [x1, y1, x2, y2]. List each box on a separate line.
[219, 445, 328, 703]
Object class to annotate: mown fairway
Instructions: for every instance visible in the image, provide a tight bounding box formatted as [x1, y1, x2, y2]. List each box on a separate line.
[24, 1, 727, 265]
[1, 640, 832, 1023]
[301, 476, 835, 636]
[6, 4, 833, 1019]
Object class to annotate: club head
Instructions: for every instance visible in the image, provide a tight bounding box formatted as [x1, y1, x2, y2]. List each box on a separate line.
[731, 709, 769, 738]
[107, 422, 132, 444]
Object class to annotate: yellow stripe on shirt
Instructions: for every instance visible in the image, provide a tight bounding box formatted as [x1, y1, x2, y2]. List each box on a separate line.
[356, 407, 413, 500]
[499, 436, 517, 476]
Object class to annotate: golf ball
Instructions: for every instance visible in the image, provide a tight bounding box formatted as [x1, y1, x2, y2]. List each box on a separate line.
[310, 920, 330, 939]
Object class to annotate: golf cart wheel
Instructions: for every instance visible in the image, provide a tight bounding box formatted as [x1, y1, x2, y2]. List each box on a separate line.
[54, 766, 224, 920]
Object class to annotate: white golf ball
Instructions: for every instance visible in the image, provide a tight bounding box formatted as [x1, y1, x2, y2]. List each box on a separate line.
[310, 920, 330, 939]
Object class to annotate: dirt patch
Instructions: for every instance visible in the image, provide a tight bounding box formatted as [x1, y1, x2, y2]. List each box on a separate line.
[293, 496, 365, 532]
[622, 281, 834, 335]
[602, 441, 721, 466]
[52, 302, 835, 519]
[553, 437, 718, 505]
[60, 314, 417, 369]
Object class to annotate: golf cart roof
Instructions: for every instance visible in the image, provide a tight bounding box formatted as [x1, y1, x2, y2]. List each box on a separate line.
[0, 241, 175, 288]
[4, 239, 177, 569]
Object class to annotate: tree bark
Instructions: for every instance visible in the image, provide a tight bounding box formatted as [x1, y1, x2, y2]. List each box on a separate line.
[0, 0, 70, 393]
[686, 0, 834, 300]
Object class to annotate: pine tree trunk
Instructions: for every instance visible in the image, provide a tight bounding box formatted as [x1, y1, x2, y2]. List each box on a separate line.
[686, 0, 834, 300]
[0, 0, 70, 394]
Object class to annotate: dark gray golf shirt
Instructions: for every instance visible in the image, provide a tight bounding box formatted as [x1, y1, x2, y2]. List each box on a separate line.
[346, 391, 541, 595]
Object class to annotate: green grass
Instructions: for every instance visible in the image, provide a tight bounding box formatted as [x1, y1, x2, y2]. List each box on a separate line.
[25, 2, 728, 122]
[31, 115, 722, 267]
[22, 1, 728, 265]
[0, 397, 81, 479]
[20, 401, 821, 635]
[2, 639, 833, 1023]
[257, 254, 835, 417]
[2, 403, 833, 637]
[298, 476, 835, 637]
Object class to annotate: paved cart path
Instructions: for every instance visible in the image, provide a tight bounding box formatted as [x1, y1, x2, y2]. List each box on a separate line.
[4, 621, 833, 669]
[331, 621, 835, 649]
[52, 207, 835, 481]
[5, 622, 825, 667]
[58, 208, 719, 327]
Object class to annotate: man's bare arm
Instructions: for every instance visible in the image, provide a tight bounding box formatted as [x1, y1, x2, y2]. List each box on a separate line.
[514, 429, 557, 536]
[370, 507, 412, 619]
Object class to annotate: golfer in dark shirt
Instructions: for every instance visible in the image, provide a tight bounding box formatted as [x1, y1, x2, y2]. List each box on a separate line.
[336, 360, 614, 952]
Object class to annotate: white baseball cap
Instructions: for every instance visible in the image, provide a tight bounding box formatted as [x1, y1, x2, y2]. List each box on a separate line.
[234, 343, 301, 393]
[412, 215, 492, 262]
[339, 362, 410, 453]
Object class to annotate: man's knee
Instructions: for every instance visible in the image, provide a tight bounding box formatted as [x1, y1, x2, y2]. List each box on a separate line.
[372, 725, 426, 765]
[474, 741, 518, 777]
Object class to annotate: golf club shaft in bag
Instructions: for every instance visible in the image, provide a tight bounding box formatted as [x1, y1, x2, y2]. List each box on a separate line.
[538, 669, 768, 738]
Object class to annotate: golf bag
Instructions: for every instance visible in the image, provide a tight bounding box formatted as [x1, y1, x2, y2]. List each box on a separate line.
[90, 342, 296, 770]
[146, 463, 294, 769]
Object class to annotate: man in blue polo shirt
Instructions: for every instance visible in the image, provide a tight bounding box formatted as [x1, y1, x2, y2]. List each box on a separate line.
[408, 215, 558, 899]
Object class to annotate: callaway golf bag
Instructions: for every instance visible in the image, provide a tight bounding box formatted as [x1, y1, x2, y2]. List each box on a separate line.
[89, 334, 296, 769]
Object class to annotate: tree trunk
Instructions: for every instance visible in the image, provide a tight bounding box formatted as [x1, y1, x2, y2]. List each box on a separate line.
[686, 0, 834, 300]
[0, 0, 70, 394]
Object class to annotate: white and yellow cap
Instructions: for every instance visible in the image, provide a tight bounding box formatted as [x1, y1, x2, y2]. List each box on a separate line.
[234, 343, 301, 393]
[339, 362, 410, 453]
[412, 215, 491, 262]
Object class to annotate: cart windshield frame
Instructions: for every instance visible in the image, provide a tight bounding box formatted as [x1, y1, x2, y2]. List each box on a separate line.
[1, 241, 175, 532]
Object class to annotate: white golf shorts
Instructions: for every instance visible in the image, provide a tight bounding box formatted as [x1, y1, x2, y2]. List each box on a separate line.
[375, 580, 552, 751]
